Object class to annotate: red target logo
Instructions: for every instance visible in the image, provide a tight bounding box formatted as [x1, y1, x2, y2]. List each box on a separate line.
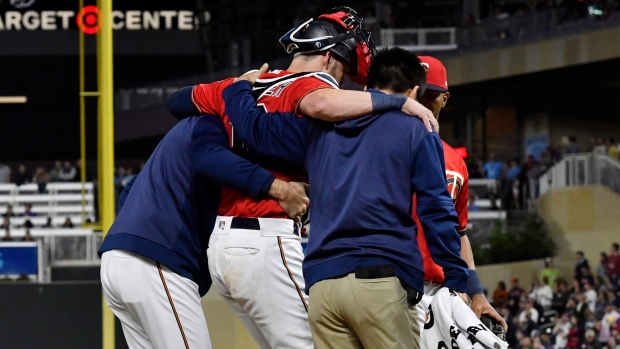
[77, 5, 100, 35]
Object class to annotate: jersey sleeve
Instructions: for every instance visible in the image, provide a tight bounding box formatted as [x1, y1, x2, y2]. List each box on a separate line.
[289, 75, 337, 117]
[455, 163, 469, 235]
[191, 78, 235, 117]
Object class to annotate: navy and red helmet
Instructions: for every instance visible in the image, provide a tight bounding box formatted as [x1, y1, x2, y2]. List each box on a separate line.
[279, 6, 377, 85]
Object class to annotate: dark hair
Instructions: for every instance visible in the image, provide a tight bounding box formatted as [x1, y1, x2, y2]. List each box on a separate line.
[613, 243, 619, 251]
[366, 48, 427, 95]
[576, 251, 584, 257]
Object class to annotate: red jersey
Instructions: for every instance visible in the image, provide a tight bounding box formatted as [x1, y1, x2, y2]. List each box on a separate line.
[412, 141, 469, 283]
[191, 70, 338, 218]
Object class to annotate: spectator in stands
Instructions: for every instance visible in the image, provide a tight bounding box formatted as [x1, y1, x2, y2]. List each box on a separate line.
[541, 257, 563, 287]
[2, 204, 16, 217]
[594, 137, 608, 156]
[21, 203, 36, 217]
[49, 160, 62, 182]
[554, 279, 571, 314]
[0, 161, 10, 183]
[58, 161, 76, 182]
[554, 312, 573, 349]
[581, 267, 596, 288]
[584, 329, 602, 349]
[505, 158, 522, 209]
[2, 228, 13, 241]
[32, 167, 49, 193]
[42, 216, 53, 228]
[121, 167, 136, 188]
[519, 298, 540, 333]
[568, 136, 580, 154]
[362, 9, 380, 32]
[468, 192, 482, 211]
[62, 217, 74, 228]
[510, 277, 527, 315]
[21, 220, 33, 229]
[14, 164, 30, 186]
[607, 243, 620, 284]
[468, 157, 485, 178]
[600, 305, 620, 347]
[1, 217, 10, 229]
[494, 281, 509, 307]
[584, 281, 598, 313]
[598, 253, 610, 285]
[609, 138, 619, 160]
[22, 229, 33, 242]
[577, 251, 591, 281]
[535, 277, 554, 311]
[484, 153, 504, 180]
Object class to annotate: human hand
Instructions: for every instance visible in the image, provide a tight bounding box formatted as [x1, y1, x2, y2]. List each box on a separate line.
[401, 98, 439, 132]
[234, 63, 269, 85]
[268, 179, 309, 222]
[472, 294, 508, 330]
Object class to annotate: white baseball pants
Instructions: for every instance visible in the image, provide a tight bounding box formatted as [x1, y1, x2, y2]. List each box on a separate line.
[207, 216, 313, 349]
[101, 249, 212, 349]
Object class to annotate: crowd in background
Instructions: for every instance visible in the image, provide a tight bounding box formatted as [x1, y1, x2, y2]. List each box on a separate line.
[489, 244, 620, 349]
[465, 135, 620, 211]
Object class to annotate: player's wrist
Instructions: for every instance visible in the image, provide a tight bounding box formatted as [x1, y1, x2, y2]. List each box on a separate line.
[267, 178, 288, 201]
[370, 93, 407, 115]
[466, 269, 484, 299]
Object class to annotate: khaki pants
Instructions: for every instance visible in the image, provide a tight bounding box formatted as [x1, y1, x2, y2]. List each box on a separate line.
[308, 273, 420, 349]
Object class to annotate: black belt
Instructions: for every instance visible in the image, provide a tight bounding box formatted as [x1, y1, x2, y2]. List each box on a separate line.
[354, 264, 423, 305]
[230, 217, 300, 237]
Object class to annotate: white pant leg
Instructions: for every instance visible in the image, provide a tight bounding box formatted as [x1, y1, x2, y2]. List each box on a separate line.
[208, 218, 313, 349]
[101, 250, 212, 349]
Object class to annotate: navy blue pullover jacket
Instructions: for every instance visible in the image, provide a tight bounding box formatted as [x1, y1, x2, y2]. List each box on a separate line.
[222, 81, 469, 294]
[99, 115, 275, 296]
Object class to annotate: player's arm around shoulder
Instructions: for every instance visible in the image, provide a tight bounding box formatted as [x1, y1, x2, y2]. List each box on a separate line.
[222, 80, 309, 164]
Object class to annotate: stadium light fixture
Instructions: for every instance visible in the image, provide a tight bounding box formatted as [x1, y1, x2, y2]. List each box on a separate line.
[0, 96, 27, 104]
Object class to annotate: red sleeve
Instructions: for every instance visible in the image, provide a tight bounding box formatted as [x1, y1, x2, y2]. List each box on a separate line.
[191, 78, 235, 118]
[455, 162, 469, 234]
[288, 76, 336, 117]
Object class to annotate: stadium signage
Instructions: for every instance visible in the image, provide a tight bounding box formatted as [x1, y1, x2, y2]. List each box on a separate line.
[0, 10, 196, 31]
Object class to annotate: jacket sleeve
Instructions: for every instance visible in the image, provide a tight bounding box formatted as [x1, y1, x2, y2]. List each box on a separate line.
[166, 86, 199, 120]
[411, 132, 469, 292]
[191, 115, 276, 198]
[222, 80, 309, 165]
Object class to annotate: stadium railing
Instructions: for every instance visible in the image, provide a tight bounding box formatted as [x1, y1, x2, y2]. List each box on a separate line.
[528, 153, 620, 207]
[377, 27, 457, 51]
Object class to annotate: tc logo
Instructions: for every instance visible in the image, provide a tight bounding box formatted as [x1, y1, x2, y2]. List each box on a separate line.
[0, 252, 4, 270]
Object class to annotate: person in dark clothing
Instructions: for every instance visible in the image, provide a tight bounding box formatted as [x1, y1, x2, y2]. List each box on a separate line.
[576, 251, 591, 281]
[222, 48, 469, 349]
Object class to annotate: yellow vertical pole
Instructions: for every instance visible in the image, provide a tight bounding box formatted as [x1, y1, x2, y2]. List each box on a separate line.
[79, 0, 87, 222]
[97, 0, 116, 348]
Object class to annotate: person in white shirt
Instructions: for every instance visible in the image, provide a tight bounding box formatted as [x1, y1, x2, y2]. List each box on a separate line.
[552, 313, 572, 349]
[519, 298, 540, 325]
[534, 277, 554, 311]
[583, 281, 598, 313]
[599, 305, 620, 345]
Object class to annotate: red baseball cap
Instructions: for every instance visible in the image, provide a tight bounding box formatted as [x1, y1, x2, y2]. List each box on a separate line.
[418, 56, 448, 92]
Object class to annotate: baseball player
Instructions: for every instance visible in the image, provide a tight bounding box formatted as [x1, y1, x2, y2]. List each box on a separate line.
[413, 55, 507, 330]
[164, 7, 437, 349]
[99, 114, 308, 349]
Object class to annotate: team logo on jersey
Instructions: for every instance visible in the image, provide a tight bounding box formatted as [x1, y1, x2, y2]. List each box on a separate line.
[218, 221, 225, 230]
[446, 170, 464, 204]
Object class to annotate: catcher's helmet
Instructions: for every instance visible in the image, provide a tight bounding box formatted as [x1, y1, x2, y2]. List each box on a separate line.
[279, 6, 377, 85]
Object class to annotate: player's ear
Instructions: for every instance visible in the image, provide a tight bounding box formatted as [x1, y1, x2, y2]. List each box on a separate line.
[443, 91, 450, 107]
[323, 52, 331, 70]
[407, 86, 420, 101]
